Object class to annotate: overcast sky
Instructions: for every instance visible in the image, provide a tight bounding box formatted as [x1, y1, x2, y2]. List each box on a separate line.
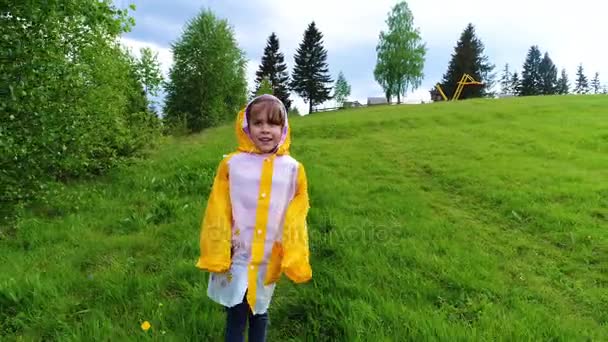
[117, 0, 608, 114]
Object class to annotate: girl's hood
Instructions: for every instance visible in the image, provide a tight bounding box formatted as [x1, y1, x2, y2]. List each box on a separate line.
[235, 94, 291, 155]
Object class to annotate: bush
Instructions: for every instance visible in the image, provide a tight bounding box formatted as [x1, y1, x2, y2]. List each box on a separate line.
[1, 1, 160, 222]
[162, 113, 190, 137]
[288, 107, 301, 116]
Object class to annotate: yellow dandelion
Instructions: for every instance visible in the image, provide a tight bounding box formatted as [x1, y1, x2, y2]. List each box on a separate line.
[141, 321, 151, 331]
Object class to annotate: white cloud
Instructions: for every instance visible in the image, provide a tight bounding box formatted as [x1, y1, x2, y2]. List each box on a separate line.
[255, 0, 395, 52]
[123, 0, 608, 113]
[245, 59, 260, 94]
[119, 36, 174, 78]
[247, 0, 608, 104]
[411, 0, 607, 90]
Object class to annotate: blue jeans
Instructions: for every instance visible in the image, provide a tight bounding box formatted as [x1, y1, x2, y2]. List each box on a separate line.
[225, 293, 269, 342]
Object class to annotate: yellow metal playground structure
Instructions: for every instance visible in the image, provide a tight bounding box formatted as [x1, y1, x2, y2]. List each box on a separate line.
[434, 73, 483, 101]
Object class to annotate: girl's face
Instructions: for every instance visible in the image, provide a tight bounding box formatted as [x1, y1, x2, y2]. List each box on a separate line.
[248, 101, 284, 153]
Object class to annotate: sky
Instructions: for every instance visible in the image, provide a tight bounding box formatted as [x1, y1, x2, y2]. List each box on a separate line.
[116, 0, 608, 114]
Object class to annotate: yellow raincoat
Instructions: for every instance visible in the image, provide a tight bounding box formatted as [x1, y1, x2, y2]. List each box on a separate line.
[196, 95, 312, 314]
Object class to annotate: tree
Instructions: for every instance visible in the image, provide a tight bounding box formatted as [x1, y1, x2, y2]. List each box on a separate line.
[333, 71, 351, 107]
[288, 107, 300, 116]
[520, 45, 542, 96]
[255, 77, 273, 96]
[538, 52, 558, 95]
[290, 22, 333, 114]
[374, 60, 398, 103]
[164, 9, 247, 132]
[135, 47, 163, 99]
[374, 1, 426, 104]
[500, 63, 512, 95]
[574, 64, 589, 94]
[591, 72, 601, 94]
[439, 23, 494, 100]
[510, 72, 521, 96]
[483, 68, 498, 97]
[2, 1, 160, 215]
[556, 69, 570, 95]
[603, 85, 608, 95]
[254, 33, 292, 110]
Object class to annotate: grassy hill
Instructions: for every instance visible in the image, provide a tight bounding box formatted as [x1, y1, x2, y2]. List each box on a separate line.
[1, 95, 607, 341]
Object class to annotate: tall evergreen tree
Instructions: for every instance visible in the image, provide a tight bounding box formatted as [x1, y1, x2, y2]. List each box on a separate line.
[254, 33, 292, 110]
[255, 77, 273, 96]
[439, 23, 494, 100]
[520, 45, 542, 96]
[500, 63, 512, 95]
[511, 72, 521, 96]
[538, 52, 558, 95]
[290, 22, 333, 114]
[574, 64, 589, 94]
[590, 72, 601, 94]
[556, 68, 570, 94]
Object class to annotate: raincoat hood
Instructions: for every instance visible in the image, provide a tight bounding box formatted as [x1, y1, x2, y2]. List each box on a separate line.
[236, 94, 291, 155]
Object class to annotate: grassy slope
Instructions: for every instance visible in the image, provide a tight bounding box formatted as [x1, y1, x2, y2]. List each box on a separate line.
[1, 95, 607, 341]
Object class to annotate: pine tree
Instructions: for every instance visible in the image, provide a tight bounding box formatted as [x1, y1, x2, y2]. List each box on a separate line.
[556, 68, 570, 95]
[511, 71, 521, 96]
[255, 77, 273, 96]
[290, 22, 333, 114]
[590, 72, 601, 94]
[500, 63, 512, 95]
[538, 52, 558, 95]
[439, 23, 494, 99]
[574, 64, 589, 94]
[254, 33, 292, 110]
[520, 45, 542, 96]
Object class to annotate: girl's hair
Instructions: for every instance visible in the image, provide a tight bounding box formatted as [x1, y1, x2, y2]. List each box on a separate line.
[247, 97, 286, 126]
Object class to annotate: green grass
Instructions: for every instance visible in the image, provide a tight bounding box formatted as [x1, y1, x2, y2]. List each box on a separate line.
[1, 95, 607, 341]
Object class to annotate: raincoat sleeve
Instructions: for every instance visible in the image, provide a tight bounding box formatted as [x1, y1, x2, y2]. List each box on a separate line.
[195, 157, 232, 273]
[281, 163, 312, 283]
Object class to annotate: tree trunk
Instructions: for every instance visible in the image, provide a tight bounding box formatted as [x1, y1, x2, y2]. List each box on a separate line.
[397, 93, 401, 104]
[309, 100, 313, 114]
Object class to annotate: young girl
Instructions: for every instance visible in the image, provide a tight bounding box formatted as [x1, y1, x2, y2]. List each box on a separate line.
[196, 94, 312, 341]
